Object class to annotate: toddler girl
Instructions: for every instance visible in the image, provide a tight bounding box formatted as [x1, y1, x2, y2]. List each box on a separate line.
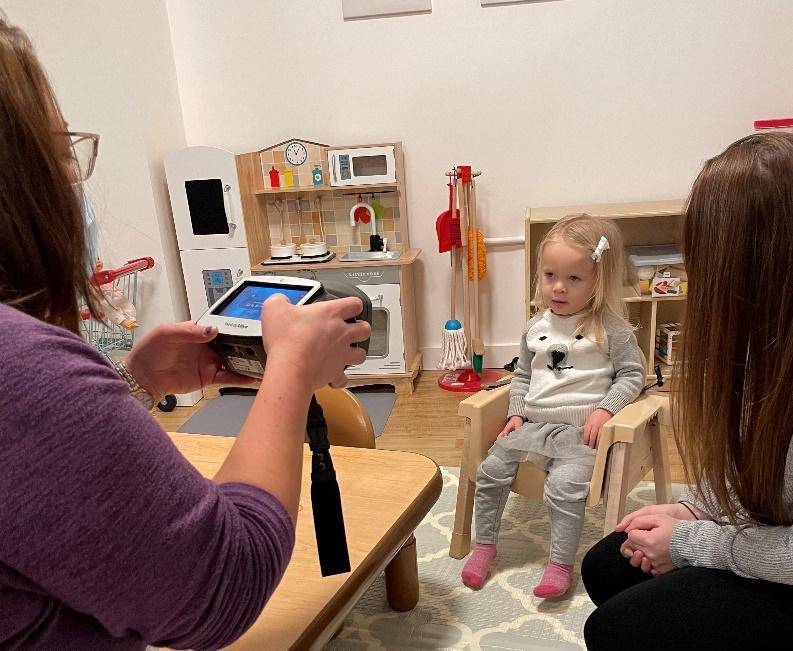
[461, 214, 644, 598]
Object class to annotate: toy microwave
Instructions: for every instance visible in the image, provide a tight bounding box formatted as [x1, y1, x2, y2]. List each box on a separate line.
[327, 145, 396, 186]
[196, 275, 371, 378]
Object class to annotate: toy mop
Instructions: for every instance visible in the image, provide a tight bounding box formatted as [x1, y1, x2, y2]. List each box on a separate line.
[438, 165, 498, 392]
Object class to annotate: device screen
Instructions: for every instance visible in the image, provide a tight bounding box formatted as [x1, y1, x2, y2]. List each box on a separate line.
[213, 283, 312, 320]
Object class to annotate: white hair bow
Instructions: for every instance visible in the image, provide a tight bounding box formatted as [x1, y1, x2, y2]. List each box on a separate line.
[591, 236, 610, 262]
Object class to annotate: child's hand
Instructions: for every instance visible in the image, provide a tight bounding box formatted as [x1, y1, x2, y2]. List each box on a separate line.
[583, 408, 612, 448]
[497, 415, 525, 439]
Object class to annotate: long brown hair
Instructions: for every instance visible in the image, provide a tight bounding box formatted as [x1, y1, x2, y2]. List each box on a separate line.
[674, 132, 793, 526]
[533, 214, 631, 345]
[0, 17, 100, 333]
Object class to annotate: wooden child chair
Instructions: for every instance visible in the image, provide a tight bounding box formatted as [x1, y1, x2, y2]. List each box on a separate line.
[449, 377, 672, 559]
[315, 385, 376, 449]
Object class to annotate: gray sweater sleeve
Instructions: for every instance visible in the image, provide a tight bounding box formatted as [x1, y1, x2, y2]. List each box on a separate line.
[670, 519, 793, 584]
[669, 443, 793, 584]
[596, 323, 645, 416]
[507, 316, 541, 419]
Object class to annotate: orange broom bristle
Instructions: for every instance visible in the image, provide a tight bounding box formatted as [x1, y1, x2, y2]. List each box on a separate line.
[467, 228, 487, 280]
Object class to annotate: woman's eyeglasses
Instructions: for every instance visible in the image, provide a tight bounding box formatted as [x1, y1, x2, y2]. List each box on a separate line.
[55, 131, 100, 182]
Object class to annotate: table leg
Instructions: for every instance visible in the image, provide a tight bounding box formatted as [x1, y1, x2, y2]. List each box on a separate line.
[384, 533, 418, 611]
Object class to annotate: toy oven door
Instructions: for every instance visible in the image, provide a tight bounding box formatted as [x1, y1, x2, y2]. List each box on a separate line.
[346, 283, 404, 374]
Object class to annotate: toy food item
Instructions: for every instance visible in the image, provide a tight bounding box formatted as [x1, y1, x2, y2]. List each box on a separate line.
[652, 266, 687, 297]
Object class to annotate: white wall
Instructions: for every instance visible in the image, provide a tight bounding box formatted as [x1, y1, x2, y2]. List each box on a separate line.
[10, 1, 793, 368]
[3, 0, 189, 338]
[166, 0, 793, 367]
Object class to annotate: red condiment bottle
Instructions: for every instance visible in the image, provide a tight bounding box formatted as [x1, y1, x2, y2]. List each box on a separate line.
[269, 166, 281, 188]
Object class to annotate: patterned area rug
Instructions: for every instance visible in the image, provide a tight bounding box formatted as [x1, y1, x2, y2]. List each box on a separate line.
[324, 467, 684, 651]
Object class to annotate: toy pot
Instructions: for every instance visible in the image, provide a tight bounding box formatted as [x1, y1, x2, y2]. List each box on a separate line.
[270, 243, 296, 259]
[301, 241, 328, 257]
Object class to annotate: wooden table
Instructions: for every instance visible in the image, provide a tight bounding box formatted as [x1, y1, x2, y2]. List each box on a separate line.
[169, 433, 442, 651]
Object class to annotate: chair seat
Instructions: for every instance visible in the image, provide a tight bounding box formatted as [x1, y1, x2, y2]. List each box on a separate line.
[449, 380, 672, 559]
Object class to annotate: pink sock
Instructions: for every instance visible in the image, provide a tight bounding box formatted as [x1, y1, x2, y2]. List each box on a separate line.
[461, 543, 497, 589]
[533, 560, 574, 599]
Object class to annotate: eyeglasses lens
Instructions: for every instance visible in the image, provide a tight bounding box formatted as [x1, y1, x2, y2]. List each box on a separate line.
[71, 136, 97, 181]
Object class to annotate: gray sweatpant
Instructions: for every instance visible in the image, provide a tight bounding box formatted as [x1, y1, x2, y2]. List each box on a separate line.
[473, 422, 594, 565]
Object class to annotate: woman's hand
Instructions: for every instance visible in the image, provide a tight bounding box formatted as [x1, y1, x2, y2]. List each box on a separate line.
[125, 322, 256, 399]
[616, 505, 689, 575]
[498, 415, 525, 439]
[583, 408, 612, 448]
[619, 513, 680, 576]
[260, 294, 371, 391]
[615, 503, 695, 533]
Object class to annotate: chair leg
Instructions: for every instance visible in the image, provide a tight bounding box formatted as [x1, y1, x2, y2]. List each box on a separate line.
[602, 442, 631, 535]
[450, 437, 475, 559]
[649, 417, 673, 504]
[385, 534, 419, 611]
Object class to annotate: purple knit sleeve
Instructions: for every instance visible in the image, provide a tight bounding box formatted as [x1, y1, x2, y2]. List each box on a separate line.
[0, 308, 296, 650]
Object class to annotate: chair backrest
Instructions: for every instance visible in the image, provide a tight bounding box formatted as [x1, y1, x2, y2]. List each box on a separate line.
[314, 386, 376, 449]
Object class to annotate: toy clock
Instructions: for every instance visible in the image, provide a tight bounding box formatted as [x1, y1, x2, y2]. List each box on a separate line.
[285, 141, 308, 166]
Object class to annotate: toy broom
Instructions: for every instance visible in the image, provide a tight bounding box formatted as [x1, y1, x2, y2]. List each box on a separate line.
[468, 174, 486, 373]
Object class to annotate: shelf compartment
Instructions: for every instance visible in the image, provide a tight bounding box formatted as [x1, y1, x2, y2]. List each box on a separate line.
[255, 182, 398, 197]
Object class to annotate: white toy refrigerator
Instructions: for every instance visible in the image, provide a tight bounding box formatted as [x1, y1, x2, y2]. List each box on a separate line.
[165, 146, 251, 405]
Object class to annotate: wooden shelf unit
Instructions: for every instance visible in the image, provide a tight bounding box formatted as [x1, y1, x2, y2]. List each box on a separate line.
[254, 181, 398, 197]
[525, 199, 686, 378]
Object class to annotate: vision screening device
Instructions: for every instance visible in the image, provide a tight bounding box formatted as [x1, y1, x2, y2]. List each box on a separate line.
[197, 275, 372, 576]
[196, 275, 371, 378]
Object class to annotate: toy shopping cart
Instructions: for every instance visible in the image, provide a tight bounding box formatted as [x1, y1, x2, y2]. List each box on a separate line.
[81, 256, 177, 412]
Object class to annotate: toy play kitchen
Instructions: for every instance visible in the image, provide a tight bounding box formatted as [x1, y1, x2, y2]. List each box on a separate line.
[166, 139, 422, 395]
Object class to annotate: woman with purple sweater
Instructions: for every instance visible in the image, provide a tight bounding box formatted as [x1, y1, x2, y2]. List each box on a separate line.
[0, 16, 370, 651]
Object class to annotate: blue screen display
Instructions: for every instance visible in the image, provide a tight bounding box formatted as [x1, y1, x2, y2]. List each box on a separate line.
[210, 271, 225, 285]
[216, 284, 311, 320]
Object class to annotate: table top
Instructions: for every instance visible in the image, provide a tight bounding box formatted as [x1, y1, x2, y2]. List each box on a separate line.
[168, 433, 442, 651]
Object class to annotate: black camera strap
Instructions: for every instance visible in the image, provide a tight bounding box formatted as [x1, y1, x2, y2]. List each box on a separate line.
[306, 394, 351, 576]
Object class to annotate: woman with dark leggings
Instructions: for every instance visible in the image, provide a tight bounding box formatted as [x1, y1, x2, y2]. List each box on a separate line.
[581, 131, 793, 650]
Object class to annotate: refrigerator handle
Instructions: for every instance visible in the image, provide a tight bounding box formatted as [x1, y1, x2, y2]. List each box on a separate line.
[223, 184, 237, 234]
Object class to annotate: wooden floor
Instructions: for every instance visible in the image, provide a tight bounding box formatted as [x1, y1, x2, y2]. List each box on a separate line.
[153, 370, 688, 483]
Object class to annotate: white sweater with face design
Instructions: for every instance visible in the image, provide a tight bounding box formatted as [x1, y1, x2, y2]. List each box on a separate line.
[507, 310, 645, 428]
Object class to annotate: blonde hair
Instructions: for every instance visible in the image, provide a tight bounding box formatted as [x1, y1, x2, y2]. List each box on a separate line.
[533, 213, 629, 343]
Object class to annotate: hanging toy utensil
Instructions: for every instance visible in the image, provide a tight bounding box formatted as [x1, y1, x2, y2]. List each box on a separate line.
[349, 194, 374, 226]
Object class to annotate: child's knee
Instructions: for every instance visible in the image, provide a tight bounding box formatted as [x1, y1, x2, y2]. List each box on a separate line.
[544, 469, 591, 503]
[477, 454, 513, 484]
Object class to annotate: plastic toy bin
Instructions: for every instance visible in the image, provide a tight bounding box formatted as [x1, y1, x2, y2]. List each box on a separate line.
[626, 245, 687, 297]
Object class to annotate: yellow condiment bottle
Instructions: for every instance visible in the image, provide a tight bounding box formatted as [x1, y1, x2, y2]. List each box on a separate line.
[283, 167, 294, 188]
